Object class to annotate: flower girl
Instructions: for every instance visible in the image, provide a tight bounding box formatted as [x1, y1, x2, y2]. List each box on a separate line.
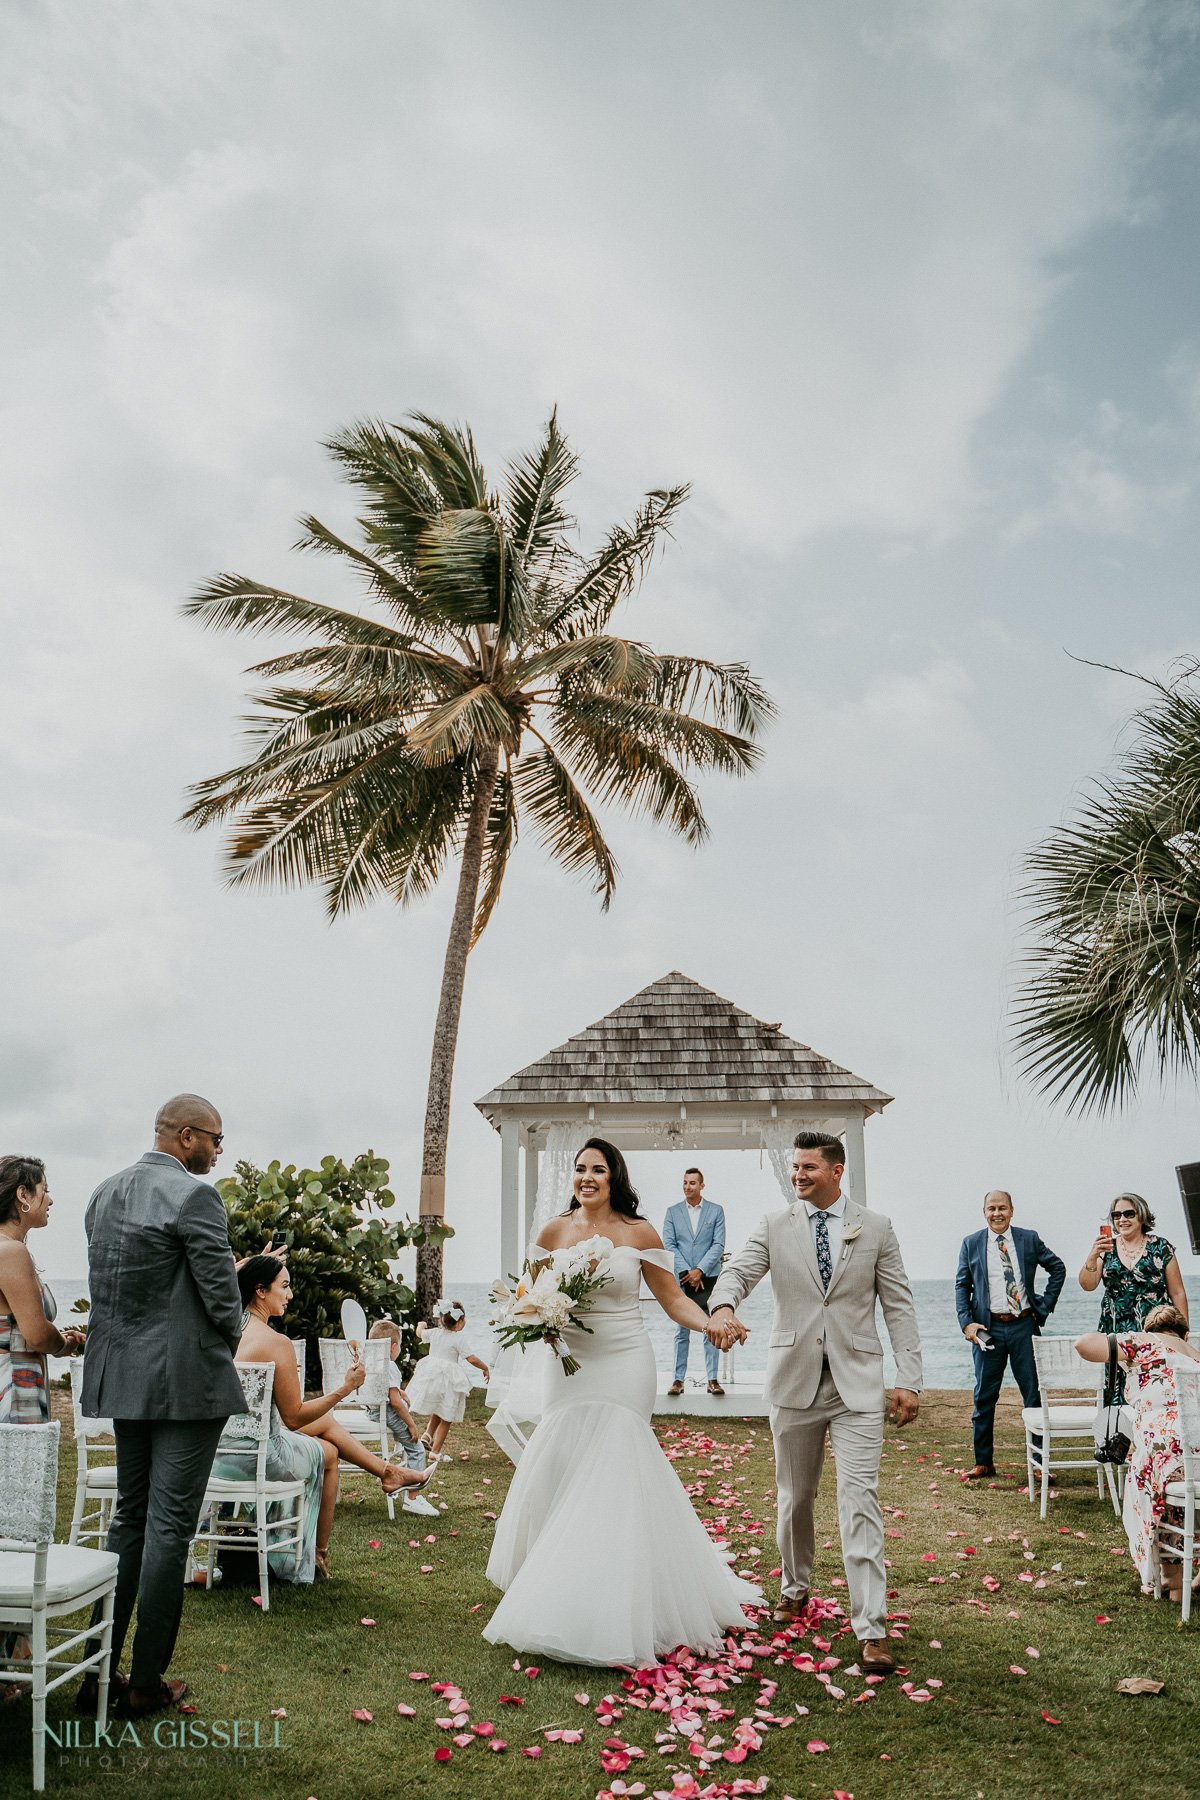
[405, 1299, 490, 1462]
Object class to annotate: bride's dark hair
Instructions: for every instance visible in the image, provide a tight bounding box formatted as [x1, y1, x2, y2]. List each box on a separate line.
[565, 1137, 642, 1220]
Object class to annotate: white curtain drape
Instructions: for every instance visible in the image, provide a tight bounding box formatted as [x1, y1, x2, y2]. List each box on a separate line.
[486, 1121, 582, 1462]
[526, 1121, 579, 1254]
[761, 1117, 802, 1206]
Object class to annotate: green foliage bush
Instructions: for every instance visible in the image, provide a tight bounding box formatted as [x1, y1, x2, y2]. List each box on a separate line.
[216, 1152, 453, 1382]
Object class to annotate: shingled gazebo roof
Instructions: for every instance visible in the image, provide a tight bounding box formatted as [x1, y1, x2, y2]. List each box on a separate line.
[476, 972, 893, 1114]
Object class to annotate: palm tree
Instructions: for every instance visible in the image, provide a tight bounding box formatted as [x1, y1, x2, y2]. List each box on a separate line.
[1013, 665, 1200, 1113]
[182, 412, 774, 1314]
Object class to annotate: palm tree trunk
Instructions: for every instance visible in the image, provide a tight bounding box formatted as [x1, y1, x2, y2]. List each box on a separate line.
[415, 744, 501, 1323]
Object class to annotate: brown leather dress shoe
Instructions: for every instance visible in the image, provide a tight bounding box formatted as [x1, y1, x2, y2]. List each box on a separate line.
[859, 1638, 896, 1672]
[668, 1380, 685, 1395]
[121, 1679, 187, 1720]
[707, 1380, 725, 1396]
[771, 1591, 809, 1623]
[966, 1464, 996, 1479]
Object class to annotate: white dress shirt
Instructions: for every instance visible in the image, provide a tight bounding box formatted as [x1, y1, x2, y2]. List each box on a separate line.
[803, 1191, 847, 1267]
[986, 1227, 1028, 1315]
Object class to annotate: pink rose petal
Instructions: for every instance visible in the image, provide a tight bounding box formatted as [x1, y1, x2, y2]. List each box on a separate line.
[360, 1617, 376, 1626]
[433, 1746, 451, 1761]
[396, 1704, 416, 1717]
[352, 1708, 373, 1722]
[806, 1739, 829, 1752]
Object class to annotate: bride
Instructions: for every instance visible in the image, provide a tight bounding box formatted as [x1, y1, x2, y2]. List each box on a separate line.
[483, 1138, 759, 1666]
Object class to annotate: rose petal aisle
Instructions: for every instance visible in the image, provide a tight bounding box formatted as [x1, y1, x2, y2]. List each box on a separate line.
[8, 1385, 1198, 1800]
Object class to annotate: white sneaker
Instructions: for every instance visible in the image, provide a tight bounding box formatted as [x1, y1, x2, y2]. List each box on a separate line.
[402, 1493, 440, 1517]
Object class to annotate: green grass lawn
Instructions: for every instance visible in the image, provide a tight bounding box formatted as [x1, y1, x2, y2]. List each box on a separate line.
[1, 1387, 1195, 1800]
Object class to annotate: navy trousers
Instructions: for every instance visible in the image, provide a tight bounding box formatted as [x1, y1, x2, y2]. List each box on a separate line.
[971, 1316, 1042, 1469]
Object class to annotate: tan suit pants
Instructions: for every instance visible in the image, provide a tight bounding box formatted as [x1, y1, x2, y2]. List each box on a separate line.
[771, 1363, 886, 1641]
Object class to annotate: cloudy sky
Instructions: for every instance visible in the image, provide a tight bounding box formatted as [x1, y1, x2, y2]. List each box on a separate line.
[5, 0, 1200, 1287]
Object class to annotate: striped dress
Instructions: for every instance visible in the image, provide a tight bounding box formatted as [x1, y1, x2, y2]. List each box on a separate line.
[0, 1278, 57, 1422]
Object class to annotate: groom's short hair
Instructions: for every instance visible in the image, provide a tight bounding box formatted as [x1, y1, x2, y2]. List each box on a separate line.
[793, 1130, 846, 1168]
[684, 1166, 704, 1182]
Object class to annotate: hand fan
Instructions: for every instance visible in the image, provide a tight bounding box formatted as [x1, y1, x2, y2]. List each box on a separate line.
[340, 1298, 368, 1348]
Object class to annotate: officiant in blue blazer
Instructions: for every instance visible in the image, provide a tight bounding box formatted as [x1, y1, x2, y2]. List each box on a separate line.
[663, 1168, 727, 1395]
[955, 1190, 1066, 1480]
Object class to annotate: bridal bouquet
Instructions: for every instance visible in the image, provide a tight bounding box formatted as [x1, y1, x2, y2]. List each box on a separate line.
[489, 1236, 614, 1376]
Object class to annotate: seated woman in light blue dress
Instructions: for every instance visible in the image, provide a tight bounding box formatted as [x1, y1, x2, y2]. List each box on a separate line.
[214, 1256, 433, 1580]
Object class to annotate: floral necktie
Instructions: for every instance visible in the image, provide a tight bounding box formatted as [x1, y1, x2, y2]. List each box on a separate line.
[814, 1213, 833, 1291]
[997, 1236, 1021, 1314]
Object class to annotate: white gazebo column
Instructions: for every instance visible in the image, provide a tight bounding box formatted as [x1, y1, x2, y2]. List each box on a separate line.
[500, 1117, 520, 1279]
[523, 1140, 540, 1253]
[842, 1110, 867, 1208]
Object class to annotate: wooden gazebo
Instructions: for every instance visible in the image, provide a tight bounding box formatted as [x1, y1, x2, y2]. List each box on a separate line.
[476, 971, 893, 1274]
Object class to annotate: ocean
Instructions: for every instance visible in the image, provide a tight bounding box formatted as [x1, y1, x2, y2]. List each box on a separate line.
[45, 1273, 1200, 1390]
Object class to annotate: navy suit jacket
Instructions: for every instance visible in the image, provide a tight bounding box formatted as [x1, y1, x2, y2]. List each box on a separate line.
[955, 1225, 1066, 1331]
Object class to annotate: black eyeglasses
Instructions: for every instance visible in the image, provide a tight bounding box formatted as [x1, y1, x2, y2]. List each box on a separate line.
[186, 1127, 224, 1148]
[1111, 1209, 1138, 1222]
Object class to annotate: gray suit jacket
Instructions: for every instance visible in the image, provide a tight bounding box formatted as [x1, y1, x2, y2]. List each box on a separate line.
[709, 1197, 923, 1413]
[82, 1151, 247, 1422]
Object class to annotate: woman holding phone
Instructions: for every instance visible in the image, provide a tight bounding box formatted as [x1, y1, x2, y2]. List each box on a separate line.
[1079, 1194, 1188, 1396]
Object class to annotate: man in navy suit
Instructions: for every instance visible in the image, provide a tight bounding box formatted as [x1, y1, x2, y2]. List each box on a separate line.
[955, 1190, 1066, 1479]
[663, 1168, 727, 1395]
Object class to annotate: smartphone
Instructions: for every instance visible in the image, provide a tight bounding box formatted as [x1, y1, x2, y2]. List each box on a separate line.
[974, 1330, 994, 1352]
[267, 1232, 287, 1251]
[1099, 1223, 1112, 1239]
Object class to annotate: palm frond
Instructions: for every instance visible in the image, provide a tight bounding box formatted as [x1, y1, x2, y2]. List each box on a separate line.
[555, 693, 762, 778]
[406, 684, 517, 766]
[551, 708, 709, 845]
[510, 634, 658, 694]
[635, 656, 777, 737]
[415, 508, 503, 627]
[539, 486, 689, 636]
[513, 744, 620, 905]
[182, 574, 418, 649]
[294, 513, 448, 638]
[472, 770, 518, 943]
[504, 408, 578, 565]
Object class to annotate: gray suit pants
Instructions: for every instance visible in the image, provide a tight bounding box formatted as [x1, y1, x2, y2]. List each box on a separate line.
[771, 1364, 886, 1641]
[90, 1418, 226, 1689]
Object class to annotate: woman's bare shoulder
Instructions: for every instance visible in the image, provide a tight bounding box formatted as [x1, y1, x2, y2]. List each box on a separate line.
[626, 1220, 664, 1250]
[536, 1217, 573, 1249]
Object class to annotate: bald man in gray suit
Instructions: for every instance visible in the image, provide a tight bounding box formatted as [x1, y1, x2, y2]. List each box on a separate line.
[80, 1095, 245, 1720]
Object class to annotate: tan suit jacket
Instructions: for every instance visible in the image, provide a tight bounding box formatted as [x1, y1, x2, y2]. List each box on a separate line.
[709, 1197, 922, 1413]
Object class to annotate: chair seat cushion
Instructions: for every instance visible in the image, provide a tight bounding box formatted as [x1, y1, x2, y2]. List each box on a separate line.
[83, 1467, 118, 1489]
[1163, 1481, 1195, 1502]
[332, 1411, 383, 1436]
[1021, 1406, 1097, 1430]
[0, 1545, 119, 1609]
[203, 1478, 306, 1498]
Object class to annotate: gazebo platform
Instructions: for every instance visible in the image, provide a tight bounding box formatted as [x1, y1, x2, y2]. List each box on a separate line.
[653, 1370, 769, 1417]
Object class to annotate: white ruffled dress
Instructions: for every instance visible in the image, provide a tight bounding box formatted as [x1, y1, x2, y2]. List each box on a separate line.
[483, 1243, 759, 1666]
[405, 1323, 475, 1423]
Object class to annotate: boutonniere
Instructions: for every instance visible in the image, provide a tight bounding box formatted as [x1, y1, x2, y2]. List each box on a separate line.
[841, 1224, 863, 1255]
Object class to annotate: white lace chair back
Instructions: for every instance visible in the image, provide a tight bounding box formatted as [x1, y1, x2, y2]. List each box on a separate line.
[219, 1363, 275, 1452]
[319, 1337, 389, 1406]
[292, 1338, 306, 1392]
[0, 1420, 60, 1545]
[1176, 1365, 1200, 1484]
[69, 1357, 114, 1438]
[1032, 1336, 1103, 1392]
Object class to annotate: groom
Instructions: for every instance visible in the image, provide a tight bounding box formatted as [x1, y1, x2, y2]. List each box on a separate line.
[709, 1130, 922, 1671]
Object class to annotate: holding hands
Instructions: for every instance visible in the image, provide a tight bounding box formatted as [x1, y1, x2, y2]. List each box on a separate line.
[706, 1308, 748, 1352]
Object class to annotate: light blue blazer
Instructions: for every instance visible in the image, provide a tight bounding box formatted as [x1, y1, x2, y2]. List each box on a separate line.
[663, 1198, 726, 1282]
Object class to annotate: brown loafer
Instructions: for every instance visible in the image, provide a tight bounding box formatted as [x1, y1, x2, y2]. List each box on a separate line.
[707, 1380, 725, 1396]
[966, 1464, 995, 1479]
[668, 1381, 685, 1396]
[859, 1638, 896, 1672]
[121, 1679, 187, 1720]
[771, 1591, 809, 1623]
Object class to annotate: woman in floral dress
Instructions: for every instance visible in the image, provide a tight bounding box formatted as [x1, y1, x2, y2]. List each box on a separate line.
[1078, 1193, 1188, 1398]
[1076, 1307, 1200, 1600]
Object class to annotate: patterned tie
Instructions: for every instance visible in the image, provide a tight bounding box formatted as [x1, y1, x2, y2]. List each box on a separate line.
[814, 1212, 833, 1291]
[997, 1236, 1021, 1314]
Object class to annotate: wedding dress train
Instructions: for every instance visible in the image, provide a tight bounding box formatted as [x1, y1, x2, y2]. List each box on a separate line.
[483, 1244, 759, 1666]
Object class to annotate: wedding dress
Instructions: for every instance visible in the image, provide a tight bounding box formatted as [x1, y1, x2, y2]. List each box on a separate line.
[483, 1244, 759, 1666]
